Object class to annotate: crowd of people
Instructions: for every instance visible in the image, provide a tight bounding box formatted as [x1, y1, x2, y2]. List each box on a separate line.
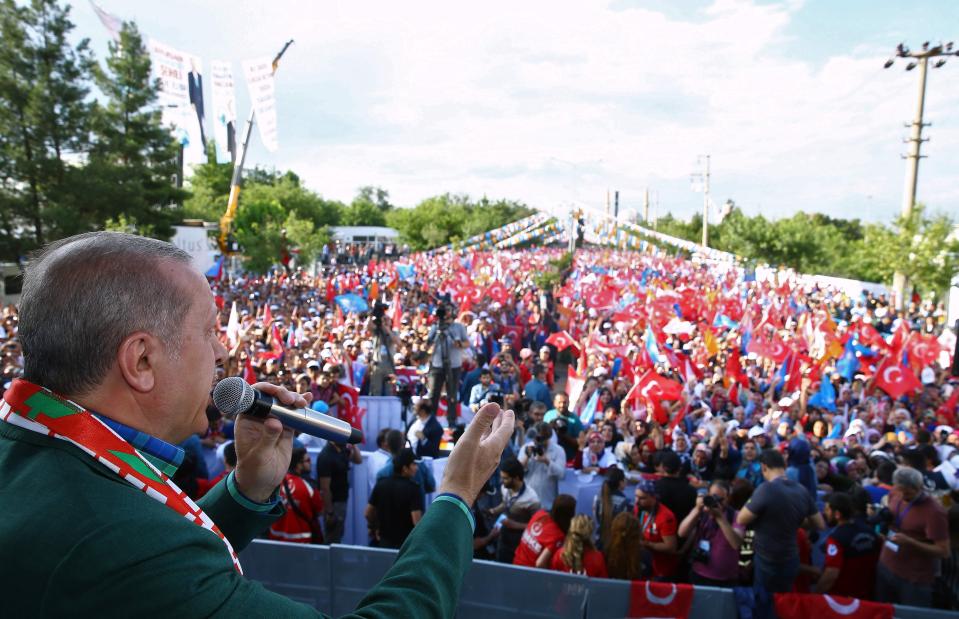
[2, 243, 958, 610]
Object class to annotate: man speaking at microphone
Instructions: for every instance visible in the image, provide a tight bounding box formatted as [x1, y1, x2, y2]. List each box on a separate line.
[0, 232, 515, 617]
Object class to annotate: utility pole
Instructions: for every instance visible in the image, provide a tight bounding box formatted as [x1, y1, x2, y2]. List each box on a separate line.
[643, 188, 650, 225]
[690, 155, 710, 247]
[702, 155, 710, 248]
[884, 41, 956, 309]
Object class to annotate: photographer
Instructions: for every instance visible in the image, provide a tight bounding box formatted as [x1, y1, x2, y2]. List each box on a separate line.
[365, 301, 400, 396]
[426, 302, 470, 426]
[469, 368, 502, 413]
[678, 480, 744, 587]
[876, 466, 950, 607]
[518, 421, 566, 510]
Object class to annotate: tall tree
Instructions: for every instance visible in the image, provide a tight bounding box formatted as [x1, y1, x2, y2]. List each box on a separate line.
[85, 21, 184, 239]
[0, 0, 93, 255]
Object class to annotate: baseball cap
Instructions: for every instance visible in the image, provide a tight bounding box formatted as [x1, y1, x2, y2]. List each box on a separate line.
[747, 425, 765, 439]
[306, 360, 321, 369]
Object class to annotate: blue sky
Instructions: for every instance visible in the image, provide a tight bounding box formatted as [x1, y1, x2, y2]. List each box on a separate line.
[71, 1, 959, 225]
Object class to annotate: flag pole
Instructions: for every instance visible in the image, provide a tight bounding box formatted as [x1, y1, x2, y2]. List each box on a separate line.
[218, 39, 295, 255]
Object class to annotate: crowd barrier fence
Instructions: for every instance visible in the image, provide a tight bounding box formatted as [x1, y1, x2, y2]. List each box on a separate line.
[240, 540, 954, 618]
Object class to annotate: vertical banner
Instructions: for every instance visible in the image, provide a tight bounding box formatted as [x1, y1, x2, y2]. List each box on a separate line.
[242, 57, 279, 152]
[147, 39, 206, 167]
[210, 60, 237, 164]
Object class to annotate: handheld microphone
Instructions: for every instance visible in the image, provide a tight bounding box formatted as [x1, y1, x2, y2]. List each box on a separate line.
[213, 377, 363, 445]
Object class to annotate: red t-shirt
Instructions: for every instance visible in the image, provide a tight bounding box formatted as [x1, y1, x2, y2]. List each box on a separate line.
[513, 510, 565, 567]
[268, 473, 323, 543]
[636, 502, 679, 578]
[823, 522, 881, 600]
[792, 528, 813, 593]
[550, 546, 608, 578]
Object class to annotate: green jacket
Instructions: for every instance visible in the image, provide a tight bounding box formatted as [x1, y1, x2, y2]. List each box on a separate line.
[0, 421, 473, 618]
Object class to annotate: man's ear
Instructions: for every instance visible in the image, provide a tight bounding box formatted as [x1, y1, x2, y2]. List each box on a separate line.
[117, 331, 159, 393]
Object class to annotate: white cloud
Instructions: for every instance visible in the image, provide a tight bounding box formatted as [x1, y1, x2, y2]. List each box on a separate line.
[92, 0, 958, 222]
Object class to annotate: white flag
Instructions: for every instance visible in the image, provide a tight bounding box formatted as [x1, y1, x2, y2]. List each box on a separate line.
[89, 1, 122, 40]
[242, 57, 279, 152]
[226, 301, 240, 348]
[210, 60, 237, 164]
[147, 39, 206, 167]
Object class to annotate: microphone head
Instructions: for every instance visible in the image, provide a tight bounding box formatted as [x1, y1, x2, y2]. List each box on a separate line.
[213, 376, 255, 415]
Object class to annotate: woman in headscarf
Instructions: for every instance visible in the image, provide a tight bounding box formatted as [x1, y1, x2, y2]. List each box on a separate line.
[786, 437, 818, 498]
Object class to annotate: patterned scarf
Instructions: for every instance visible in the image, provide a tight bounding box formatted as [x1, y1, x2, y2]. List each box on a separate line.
[1, 379, 242, 573]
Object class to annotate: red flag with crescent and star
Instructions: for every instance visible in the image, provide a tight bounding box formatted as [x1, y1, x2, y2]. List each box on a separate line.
[873, 358, 923, 400]
[546, 330, 580, 354]
[627, 581, 694, 618]
[774, 593, 893, 619]
[335, 383, 365, 430]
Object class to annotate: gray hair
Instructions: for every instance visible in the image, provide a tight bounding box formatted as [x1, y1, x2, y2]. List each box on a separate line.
[19, 232, 193, 396]
[892, 466, 924, 491]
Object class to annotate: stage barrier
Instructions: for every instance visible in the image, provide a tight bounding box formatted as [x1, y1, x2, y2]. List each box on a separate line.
[239, 540, 956, 618]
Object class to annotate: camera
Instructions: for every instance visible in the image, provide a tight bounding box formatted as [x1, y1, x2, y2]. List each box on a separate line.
[435, 304, 448, 322]
[691, 547, 710, 564]
[370, 302, 388, 326]
[527, 444, 544, 458]
[868, 506, 894, 536]
[702, 494, 719, 510]
[486, 392, 505, 407]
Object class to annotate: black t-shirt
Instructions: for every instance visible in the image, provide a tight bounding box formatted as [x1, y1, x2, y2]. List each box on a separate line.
[744, 476, 817, 561]
[656, 476, 697, 524]
[315, 443, 351, 503]
[369, 476, 425, 549]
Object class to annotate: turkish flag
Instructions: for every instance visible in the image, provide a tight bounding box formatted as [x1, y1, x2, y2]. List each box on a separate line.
[626, 370, 684, 406]
[393, 366, 419, 389]
[335, 383, 365, 430]
[852, 321, 885, 349]
[485, 281, 510, 305]
[585, 287, 616, 310]
[436, 397, 460, 421]
[500, 325, 524, 349]
[390, 293, 403, 330]
[682, 357, 703, 383]
[907, 334, 942, 369]
[452, 285, 483, 311]
[627, 581, 694, 619]
[937, 387, 959, 426]
[746, 336, 770, 358]
[774, 593, 893, 619]
[889, 321, 912, 357]
[874, 358, 923, 399]
[766, 337, 791, 364]
[726, 347, 749, 387]
[243, 357, 257, 385]
[565, 367, 586, 408]
[546, 330, 580, 354]
[588, 334, 629, 358]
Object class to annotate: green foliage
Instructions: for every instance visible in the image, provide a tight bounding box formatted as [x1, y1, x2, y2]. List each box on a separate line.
[85, 21, 185, 240]
[386, 193, 534, 251]
[652, 205, 959, 298]
[341, 186, 391, 226]
[533, 251, 573, 291]
[0, 0, 94, 253]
